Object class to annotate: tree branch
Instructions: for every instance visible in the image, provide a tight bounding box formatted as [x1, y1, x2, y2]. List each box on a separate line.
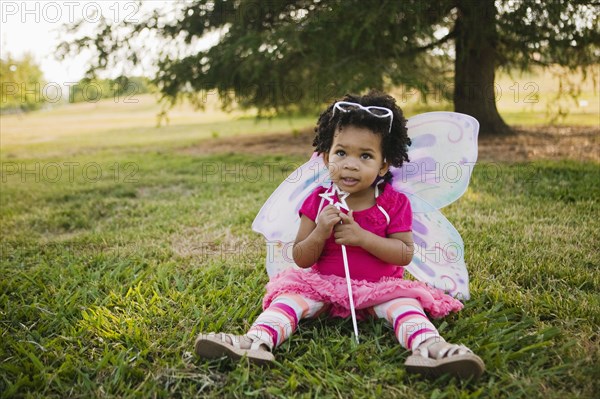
[396, 29, 457, 57]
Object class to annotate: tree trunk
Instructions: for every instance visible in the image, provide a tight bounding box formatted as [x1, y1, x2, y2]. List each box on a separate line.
[454, 0, 511, 135]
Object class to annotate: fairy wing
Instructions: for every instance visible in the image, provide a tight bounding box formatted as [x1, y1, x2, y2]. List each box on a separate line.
[252, 154, 329, 243]
[395, 112, 478, 298]
[251, 155, 329, 277]
[391, 112, 479, 209]
[406, 193, 470, 299]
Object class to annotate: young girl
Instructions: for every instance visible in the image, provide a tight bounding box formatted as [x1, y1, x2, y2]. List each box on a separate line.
[195, 91, 485, 379]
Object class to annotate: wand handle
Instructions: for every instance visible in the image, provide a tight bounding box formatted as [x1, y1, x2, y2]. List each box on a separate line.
[341, 242, 359, 343]
[322, 185, 359, 343]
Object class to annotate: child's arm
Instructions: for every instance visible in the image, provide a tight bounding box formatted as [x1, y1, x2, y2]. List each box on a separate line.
[336, 211, 414, 266]
[293, 205, 341, 268]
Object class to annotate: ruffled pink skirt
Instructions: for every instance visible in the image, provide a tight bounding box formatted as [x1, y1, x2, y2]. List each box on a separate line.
[263, 269, 463, 320]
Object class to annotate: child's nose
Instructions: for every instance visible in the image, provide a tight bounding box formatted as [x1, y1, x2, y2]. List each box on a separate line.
[343, 158, 360, 170]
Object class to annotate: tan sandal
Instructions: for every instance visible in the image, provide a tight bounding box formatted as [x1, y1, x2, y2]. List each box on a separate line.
[194, 332, 275, 365]
[405, 338, 485, 379]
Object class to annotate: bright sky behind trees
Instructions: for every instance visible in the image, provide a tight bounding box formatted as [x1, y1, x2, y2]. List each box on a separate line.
[1, 1, 171, 83]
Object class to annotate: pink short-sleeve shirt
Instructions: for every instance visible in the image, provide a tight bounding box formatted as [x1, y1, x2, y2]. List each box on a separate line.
[299, 183, 412, 282]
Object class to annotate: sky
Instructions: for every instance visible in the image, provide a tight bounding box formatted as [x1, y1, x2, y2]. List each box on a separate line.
[0, 0, 170, 84]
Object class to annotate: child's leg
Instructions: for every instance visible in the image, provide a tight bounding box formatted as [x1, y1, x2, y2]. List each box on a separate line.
[247, 293, 326, 349]
[372, 297, 441, 351]
[372, 297, 485, 379]
[195, 293, 325, 364]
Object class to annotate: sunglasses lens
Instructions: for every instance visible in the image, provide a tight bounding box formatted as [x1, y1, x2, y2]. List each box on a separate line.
[338, 103, 361, 112]
[368, 107, 390, 117]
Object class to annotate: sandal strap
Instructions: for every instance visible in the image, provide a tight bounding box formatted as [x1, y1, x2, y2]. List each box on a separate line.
[250, 339, 272, 351]
[435, 344, 473, 359]
[415, 338, 444, 358]
[206, 332, 244, 349]
[246, 332, 274, 352]
[205, 332, 273, 352]
[416, 340, 474, 359]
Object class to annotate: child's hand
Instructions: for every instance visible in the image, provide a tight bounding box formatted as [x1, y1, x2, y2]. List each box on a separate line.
[334, 211, 365, 247]
[315, 204, 342, 239]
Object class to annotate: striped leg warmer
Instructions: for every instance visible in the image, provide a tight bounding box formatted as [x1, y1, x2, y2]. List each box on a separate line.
[247, 293, 325, 348]
[372, 297, 441, 351]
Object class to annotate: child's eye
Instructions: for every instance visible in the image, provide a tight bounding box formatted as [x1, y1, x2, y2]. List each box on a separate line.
[335, 150, 346, 157]
[361, 153, 373, 160]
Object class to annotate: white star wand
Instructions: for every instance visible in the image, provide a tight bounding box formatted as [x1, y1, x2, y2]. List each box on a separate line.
[319, 184, 360, 343]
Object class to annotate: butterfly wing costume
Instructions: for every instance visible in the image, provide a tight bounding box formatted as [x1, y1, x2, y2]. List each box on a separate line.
[252, 112, 479, 300]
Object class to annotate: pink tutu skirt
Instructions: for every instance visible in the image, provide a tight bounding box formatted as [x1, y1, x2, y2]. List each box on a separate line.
[263, 268, 463, 320]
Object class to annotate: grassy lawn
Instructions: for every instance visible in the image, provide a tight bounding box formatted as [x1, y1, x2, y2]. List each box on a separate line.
[390, 66, 599, 126]
[1, 86, 599, 397]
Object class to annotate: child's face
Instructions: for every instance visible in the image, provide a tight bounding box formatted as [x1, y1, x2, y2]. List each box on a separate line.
[323, 125, 389, 194]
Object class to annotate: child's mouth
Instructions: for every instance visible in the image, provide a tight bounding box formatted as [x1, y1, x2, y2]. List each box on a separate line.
[341, 177, 359, 186]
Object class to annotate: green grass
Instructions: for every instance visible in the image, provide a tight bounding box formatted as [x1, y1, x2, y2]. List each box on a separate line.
[1, 89, 599, 397]
[0, 94, 315, 159]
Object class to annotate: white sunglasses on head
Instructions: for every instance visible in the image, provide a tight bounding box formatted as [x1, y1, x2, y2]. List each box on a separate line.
[332, 101, 394, 133]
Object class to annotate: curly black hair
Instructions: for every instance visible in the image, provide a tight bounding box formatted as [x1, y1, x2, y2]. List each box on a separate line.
[313, 90, 411, 183]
